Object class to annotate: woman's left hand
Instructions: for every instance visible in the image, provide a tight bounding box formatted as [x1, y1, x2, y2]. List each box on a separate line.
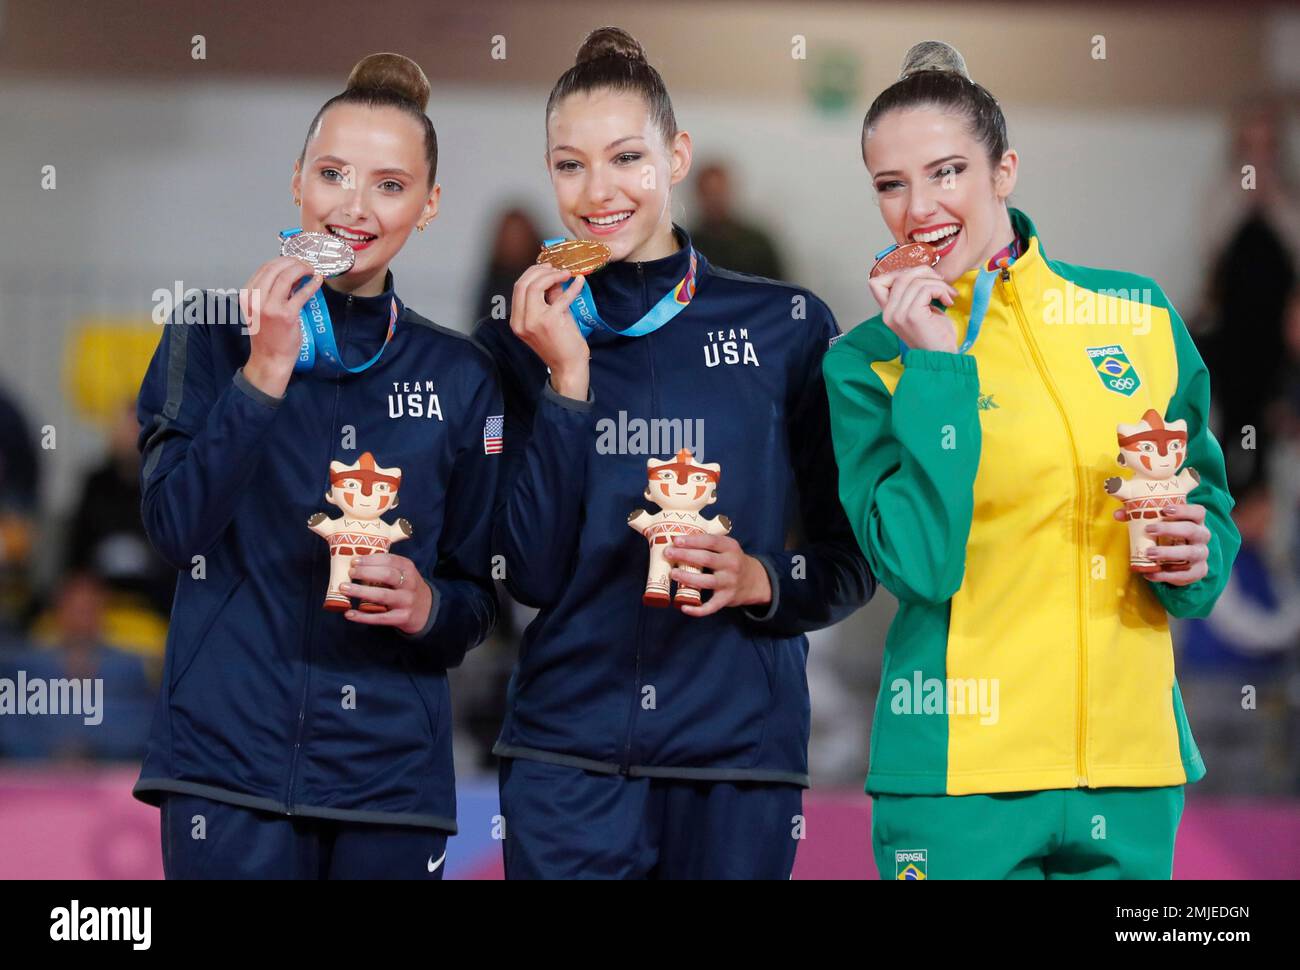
[1113, 502, 1213, 586]
[664, 535, 773, 618]
[340, 552, 434, 634]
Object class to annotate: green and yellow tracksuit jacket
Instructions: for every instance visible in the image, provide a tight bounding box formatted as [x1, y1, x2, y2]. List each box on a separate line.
[824, 209, 1240, 796]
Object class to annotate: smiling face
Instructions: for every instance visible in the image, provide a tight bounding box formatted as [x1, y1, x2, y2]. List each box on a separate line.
[546, 90, 691, 263]
[864, 107, 1018, 282]
[1117, 412, 1190, 481]
[1126, 437, 1187, 479]
[644, 451, 720, 514]
[328, 475, 398, 518]
[648, 467, 717, 512]
[292, 103, 439, 292]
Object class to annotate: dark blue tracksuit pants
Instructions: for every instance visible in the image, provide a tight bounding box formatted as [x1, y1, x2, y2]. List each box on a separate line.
[499, 758, 803, 879]
[160, 794, 449, 880]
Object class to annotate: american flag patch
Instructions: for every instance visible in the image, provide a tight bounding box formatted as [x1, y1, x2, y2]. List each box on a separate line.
[483, 414, 503, 454]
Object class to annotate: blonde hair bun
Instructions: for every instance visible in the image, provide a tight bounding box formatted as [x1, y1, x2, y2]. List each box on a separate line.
[346, 52, 431, 111]
[898, 41, 970, 81]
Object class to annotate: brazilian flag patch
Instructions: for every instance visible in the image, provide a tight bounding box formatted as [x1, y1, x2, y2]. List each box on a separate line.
[896, 849, 928, 879]
[1086, 345, 1141, 397]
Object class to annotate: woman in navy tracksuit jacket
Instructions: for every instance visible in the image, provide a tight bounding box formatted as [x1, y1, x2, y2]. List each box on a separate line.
[474, 27, 874, 879]
[132, 54, 499, 879]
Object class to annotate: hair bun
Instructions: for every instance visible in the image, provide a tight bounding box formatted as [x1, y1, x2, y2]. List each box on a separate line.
[575, 26, 647, 66]
[346, 52, 431, 111]
[898, 40, 969, 81]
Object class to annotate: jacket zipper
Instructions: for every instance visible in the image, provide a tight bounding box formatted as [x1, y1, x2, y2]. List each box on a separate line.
[619, 263, 652, 775]
[285, 292, 352, 811]
[1002, 269, 1090, 787]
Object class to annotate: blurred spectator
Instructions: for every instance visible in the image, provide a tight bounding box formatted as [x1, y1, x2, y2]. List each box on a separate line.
[474, 207, 543, 323]
[1199, 98, 1298, 491]
[689, 161, 786, 280]
[1177, 482, 1300, 794]
[0, 572, 155, 762]
[64, 397, 174, 617]
[0, 382, 40, 634]
[1273, 287, 1300, 441]
[1268, 286, 1300, 572]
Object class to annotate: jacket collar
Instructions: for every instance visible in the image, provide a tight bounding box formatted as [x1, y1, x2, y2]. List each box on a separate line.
[321, 269, 403, 328]
[950, 207, 1043, 302]
[586, 224, 704, 328]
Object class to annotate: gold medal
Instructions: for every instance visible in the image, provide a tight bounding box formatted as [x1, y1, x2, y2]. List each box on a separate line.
[537, 239, 612, 276]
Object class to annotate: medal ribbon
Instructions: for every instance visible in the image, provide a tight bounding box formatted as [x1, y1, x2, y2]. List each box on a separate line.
[892, 236, 1022, 361]
[542, 237, 698, 339]
[280, 228, 399, 375]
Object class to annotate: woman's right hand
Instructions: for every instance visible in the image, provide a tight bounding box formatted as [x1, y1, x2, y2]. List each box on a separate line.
[509, 263, 591, 400]
[239, 256, 323, 397]
[868, 264, 959, 354]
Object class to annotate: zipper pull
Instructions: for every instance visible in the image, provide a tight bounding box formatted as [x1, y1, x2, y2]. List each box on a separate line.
[1000, 266, 1011, 283]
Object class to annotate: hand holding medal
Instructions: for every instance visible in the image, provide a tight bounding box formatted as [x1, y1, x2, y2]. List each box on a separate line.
[867, 240, 959, 354]
[239, 230, 359, 396]
[508, 243, 600, 400]
[240, 254, 327, 398]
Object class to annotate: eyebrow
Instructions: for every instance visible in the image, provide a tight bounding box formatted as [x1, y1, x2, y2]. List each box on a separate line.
[550, 135, 645, 155]
[872, 155, 968, 180]
[314, 155, 414, 180]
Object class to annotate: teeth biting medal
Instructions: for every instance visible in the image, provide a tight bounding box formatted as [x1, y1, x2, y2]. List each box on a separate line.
[869, 240, 940, 278]
[280, 229, 357, 277]
[278, 227, 398, 375]
[537, 233, 698, 339]
[875, 232, 1022, 361]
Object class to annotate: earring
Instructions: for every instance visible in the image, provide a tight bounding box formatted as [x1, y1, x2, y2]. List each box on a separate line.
[293, 197, 301, 207]
[417, 223, 426, 232]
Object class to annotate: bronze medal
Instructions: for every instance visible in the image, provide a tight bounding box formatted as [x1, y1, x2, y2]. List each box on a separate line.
[869, 241, 940, 278]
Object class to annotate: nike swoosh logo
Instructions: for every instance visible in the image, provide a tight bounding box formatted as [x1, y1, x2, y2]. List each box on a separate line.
[427, 850, 447, 873]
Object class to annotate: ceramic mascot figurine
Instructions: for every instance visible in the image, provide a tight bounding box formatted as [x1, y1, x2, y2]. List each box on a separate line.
[628, 448, 732, 609]
[308, 451, 412, 612]
[1104, 409, 1199, 573]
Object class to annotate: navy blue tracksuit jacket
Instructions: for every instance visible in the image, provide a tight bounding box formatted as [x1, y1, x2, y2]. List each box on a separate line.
[133, 273, 499, 832]
[474, 226, 874, 787]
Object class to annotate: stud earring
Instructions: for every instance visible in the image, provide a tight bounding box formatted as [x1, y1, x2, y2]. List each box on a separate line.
[417, 223, 426, 232]
[293, 197, 301, 207]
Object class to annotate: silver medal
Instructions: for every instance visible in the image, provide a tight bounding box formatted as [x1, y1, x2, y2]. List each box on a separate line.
[280, 231, 356, 277]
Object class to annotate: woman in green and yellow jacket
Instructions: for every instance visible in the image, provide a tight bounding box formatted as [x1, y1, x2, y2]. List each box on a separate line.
[824, 41, 1241, 880]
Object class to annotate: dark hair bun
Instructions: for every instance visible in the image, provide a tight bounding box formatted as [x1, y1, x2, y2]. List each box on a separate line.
[346, 52, 431, 111]
[898, 40, 969, 81]
[575, 26, 647, 66]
